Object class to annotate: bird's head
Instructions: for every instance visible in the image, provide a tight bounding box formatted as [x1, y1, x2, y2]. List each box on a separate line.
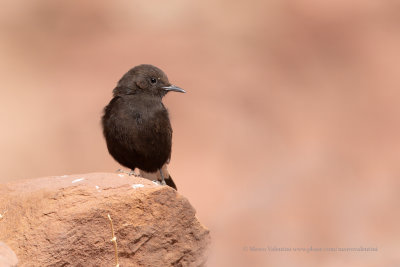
[113, 64, 186, 97]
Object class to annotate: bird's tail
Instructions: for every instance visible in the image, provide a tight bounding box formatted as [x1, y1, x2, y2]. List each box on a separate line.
[165, 175, 177, 190]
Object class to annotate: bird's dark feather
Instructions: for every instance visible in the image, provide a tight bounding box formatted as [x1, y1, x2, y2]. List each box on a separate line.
[102, 65, 181, 190]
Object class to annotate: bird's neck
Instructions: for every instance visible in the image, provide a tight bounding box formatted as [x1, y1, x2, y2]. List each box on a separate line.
[113, 87, 164, 102]
[113, 86, 137, 96]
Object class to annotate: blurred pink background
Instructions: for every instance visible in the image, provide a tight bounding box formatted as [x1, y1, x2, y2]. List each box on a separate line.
[1, 1, 399, 266]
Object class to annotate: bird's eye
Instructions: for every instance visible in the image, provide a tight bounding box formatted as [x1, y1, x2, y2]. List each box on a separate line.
[150, 78, 157, 84]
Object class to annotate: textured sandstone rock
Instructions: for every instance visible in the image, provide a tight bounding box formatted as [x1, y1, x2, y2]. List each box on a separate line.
[0, 173, 210, 266]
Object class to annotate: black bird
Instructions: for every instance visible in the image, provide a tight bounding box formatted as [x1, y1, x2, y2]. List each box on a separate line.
[102, 64, 185, 190]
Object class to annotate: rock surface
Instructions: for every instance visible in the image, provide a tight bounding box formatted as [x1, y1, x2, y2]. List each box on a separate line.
[0, 173, 210, 266]
[0, 242, 18, 267]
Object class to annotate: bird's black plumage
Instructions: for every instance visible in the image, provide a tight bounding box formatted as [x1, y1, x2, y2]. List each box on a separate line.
[102, 64, 185, 190]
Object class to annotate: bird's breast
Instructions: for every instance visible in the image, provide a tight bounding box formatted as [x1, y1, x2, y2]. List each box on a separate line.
[111, 97, 172, 150]
[102, 95, 173, 171]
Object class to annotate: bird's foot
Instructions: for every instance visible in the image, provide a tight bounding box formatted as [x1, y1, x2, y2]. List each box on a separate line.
[128, 170, 141, 177]
[152, 180, 166, 186]
[116, 169, 141, 177]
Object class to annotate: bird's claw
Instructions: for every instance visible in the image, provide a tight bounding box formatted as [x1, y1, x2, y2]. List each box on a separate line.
[152, 180, 166, 186]
[128, 170, 140, 177]
[116, 169, 141, 177]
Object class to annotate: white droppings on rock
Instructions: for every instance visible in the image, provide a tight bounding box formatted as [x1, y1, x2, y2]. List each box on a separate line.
[0, 210, 6, 219]
[118, 174, 124, 177]
[132, 184, 144, 189]
[152, 180, 160, 186]
[71, 178, 84, 183]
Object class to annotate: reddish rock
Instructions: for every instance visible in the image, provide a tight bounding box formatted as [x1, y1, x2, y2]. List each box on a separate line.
[0, 173, 210, 266]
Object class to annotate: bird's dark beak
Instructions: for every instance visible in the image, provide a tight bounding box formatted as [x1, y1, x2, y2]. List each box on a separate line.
[162, 85, 186, 93]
